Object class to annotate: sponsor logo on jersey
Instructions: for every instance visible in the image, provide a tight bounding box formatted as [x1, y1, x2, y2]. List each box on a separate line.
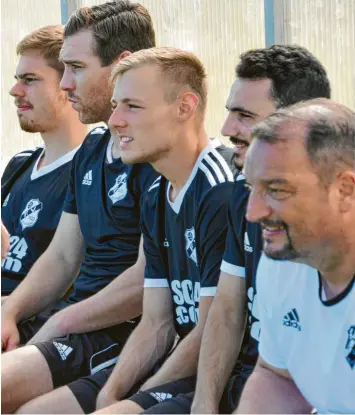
[149, 392, 173, 403]
[345, 325, 355, 369]
[108, 172, 128, 204]
[283, 308, 301, 331]
[171, 280, 200, 325]
[20, 199, 43, 230]
[53, 342, 73, 360]
[82, 170, 93, 186]
[163, 238, 170, 247]
[2, 193, 10, 207]
[244, 231, 253, 253]
[184, 227, 197, 265]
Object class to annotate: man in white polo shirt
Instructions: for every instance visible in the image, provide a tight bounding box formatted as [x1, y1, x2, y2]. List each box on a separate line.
[237, 98, 355, 414]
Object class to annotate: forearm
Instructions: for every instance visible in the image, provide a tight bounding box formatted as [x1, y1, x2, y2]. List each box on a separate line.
[54, 263, 144, 335]
[142, 325, 203, 389]
[236, 364, 312, 414]
[103, 318, 176, 400]
[193, 299, 245, 410]
[3, 249, 80, 323]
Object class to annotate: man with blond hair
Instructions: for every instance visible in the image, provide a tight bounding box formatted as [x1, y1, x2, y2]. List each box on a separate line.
[92, 46, 236, 414]
[2, 24, 86, 297]
[2, 2, 158, 413]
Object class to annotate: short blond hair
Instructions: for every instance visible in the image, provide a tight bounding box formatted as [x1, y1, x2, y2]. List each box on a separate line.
[111, 46, 208, 116]
[16, 25, 64, 75]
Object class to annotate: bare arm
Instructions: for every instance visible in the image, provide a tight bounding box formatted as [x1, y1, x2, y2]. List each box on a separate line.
[1, 221, 10, 260]
[28, 240, 146, 343]
[192, 272, 246, 413]
[97, 287, 176, 407]
[236, 358, 312, 414]
[2, 212, 84, 326]
[142, 295, 214, 390]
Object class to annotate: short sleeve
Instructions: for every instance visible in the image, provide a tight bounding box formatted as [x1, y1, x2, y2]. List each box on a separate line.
[220, 177, 249, 277]
[196, 181, 234, 297]
[256, 253, 287, 369]
[62, 151, 78, 214]
[141, 191, 169, 289]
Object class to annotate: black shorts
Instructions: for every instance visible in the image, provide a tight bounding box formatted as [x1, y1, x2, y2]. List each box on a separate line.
[131, 364, 253, 414]
[34, 322, 135, 389]
[64, 355, 165, 414]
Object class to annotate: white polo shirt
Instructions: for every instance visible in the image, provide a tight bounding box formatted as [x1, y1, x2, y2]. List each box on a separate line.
[256, 254, 355, 414]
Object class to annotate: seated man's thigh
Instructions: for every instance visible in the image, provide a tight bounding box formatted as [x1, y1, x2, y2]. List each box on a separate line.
[34, 328, 129, 388]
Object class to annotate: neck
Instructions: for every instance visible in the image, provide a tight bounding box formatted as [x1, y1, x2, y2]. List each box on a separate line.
[316, 234, 355, 298]
[152, 127, 209, 201]
[39, 117, 87, 167]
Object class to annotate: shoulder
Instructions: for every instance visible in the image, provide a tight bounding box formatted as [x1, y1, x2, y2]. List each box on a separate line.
[73, 126, 109, 163]
[2, 147, 43, 182]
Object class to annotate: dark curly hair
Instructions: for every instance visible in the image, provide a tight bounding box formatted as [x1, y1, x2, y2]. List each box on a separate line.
[236, 45, 331, 108]
[64, 0, 155, 66]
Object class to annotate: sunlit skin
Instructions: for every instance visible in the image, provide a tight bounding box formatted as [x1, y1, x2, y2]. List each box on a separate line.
[109, 64, 195, 165]
[244, 121, 345, 265]
[59, 29, 117, 124]
[9, 50, 68, 133]
[221, 78, 276, 168]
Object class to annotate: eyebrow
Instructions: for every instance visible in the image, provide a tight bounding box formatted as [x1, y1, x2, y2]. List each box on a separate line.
[261, 178, 291, 186]
[59, 58, 83, 65]
[111, 97, 144, 105]
[15, 72, 38, 80]
[226, 105, 258, 117]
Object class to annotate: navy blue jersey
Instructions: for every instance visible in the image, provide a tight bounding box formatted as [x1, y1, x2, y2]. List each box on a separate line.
[63, 127, 159, 304]
[1, 146, 80, 295]
[142, 140, 235, 339]
[221, 173, 262, 368]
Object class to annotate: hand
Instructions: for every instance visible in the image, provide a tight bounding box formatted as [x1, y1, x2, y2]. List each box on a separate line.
[26, 313, 66, 345]
[1, 222, 10, 261]
[96, 387, 119, 411]
[1, 313, 20, 352]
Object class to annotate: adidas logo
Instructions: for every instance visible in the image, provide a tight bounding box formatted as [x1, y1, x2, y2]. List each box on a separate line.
[244, 231, 253, 253]
[283, 308, 301, 331]
[149, 392, 173, 403]
[53, 341, 73, 360]
[82, 170, 92, 186]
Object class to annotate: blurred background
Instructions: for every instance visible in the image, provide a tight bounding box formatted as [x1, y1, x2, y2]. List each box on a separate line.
[1, 0, 355, 168]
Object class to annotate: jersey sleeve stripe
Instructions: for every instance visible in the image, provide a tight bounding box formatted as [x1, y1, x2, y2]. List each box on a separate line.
[199, 162, 217, 186]
[220, 260, 246, 277]
[14, 153, 34, 157]
[209, 149, 234, 181]
[204, 154, 226, 183]
[144, 278, 169, 288]
[200, 286, 217, 296]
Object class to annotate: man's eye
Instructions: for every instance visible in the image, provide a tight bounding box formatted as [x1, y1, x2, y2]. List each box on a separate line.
[24, 78, 36, 85]
[128, 104, 140, 110]
[268, 188, 291, 199]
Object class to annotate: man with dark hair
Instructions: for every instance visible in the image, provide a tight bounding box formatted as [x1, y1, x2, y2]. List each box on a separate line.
[1, 1, 158, 413]
[237, 98, 355, 414]
[1, 25, 87, 296]
[228, 45, 330, 171]
[191, 45, 331, 415]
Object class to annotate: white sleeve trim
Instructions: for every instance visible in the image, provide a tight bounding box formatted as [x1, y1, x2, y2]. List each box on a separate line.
[220, 260, 246, 277]
[144, 278, 169, 288]
[200, 286, 217, 297]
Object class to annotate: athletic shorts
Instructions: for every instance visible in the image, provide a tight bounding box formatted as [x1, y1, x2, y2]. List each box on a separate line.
[131, 364, 253, 414]
[34, 322, 135, 389]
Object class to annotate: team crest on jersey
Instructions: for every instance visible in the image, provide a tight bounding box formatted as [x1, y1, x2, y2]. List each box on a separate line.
[345, 325, 355, 369]
[20, 199, 43, 230]
[184, 227, 197, 265]
[108, 173, 128, 204]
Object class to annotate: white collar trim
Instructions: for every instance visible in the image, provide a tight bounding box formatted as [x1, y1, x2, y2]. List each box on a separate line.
[30, 144, 81, 180]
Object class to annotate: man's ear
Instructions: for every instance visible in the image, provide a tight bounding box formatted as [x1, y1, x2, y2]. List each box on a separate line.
[116, 50, 132, 63]
[178, 92, 199, 121]
[337, 170, 355, 213]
